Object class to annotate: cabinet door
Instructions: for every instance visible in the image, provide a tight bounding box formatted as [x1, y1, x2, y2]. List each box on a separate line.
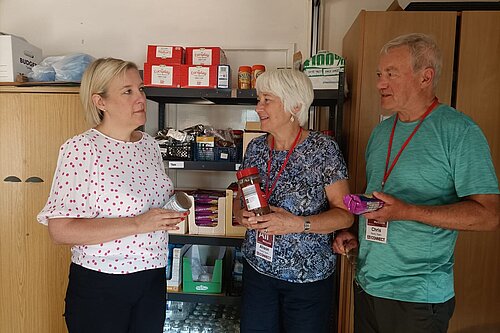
[343, 10, 457, 194]
[451, 11, 500, 333]
[0, 91, 87, 333]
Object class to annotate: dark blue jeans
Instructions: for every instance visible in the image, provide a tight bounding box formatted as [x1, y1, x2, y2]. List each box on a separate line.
[240, 259, 335, 333]
[65, 263, 166, 333]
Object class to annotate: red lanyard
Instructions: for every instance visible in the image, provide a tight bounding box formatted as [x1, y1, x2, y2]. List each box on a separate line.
[265, 127, 302, 198]
[382, 98, 439, 189]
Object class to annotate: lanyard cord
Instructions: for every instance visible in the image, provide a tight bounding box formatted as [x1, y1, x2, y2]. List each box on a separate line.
[265, 127, 303, 198]
[382, 98, 439, 189]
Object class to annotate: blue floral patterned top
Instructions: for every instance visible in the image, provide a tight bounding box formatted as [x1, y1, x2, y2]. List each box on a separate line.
[241, 131, 348, 283]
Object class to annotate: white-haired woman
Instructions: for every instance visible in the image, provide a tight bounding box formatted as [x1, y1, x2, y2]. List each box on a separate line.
[38, 58, 186, 333]
[234, 69, 354, 333]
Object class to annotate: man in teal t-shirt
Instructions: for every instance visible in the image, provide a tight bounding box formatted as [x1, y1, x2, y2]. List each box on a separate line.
[334, 33, 499, 332]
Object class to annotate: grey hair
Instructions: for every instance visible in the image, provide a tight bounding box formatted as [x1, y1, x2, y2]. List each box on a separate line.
[80, 58, 138, 127]
[381, 33, 442, 90]
[255, 69, 314, 126]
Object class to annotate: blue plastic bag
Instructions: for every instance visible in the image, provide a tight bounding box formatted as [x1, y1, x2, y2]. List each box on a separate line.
[28, 53, 94, 82]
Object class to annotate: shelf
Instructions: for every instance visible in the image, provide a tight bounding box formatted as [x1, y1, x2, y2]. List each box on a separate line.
[169, 234, 244, 247]
[165, 160, 241, 171]
[167, 291, 241, 306]
[144, 87, 342, 107]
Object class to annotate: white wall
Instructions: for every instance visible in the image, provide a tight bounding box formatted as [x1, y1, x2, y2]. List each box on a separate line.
[0, 0, 312, 67]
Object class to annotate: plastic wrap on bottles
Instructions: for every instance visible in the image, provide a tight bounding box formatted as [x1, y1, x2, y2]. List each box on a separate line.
[28, 53, 94, 82]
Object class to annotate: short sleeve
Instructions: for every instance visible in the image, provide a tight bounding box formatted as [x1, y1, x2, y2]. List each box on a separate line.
[321, 138, 348, 186]
[452, 124, 499, 197]
[37, 135, 100, 225]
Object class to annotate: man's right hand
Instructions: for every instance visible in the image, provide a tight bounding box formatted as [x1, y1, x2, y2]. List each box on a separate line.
[333, 230, 358, 255]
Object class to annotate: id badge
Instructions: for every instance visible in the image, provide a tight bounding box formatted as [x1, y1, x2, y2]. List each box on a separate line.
[255, 231, 274, 262]
[365, 219, 388, 243]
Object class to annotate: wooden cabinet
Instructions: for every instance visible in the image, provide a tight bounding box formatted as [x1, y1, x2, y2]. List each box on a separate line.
[0, 86, 88, 333]
[340, 10, 500, 333]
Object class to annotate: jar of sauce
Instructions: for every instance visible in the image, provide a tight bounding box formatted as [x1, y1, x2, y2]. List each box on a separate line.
[238, 66, 252, 89]
[236, 167, 271, 216]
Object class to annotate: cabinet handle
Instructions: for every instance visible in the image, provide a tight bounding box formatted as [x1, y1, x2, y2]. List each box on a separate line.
[3, 176, 22, 182]
[25, 176, 44, 183]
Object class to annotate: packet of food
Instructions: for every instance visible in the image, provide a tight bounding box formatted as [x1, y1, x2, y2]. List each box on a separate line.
[343, 194, 384, 215]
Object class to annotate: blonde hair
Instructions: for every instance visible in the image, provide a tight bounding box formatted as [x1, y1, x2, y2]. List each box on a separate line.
[80, 58, 138, 126]
[255, 69, 314, 126]
[381, 33, 442, 90]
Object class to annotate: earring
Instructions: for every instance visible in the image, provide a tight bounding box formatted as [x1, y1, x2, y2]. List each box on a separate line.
[290, 115, 295, 123]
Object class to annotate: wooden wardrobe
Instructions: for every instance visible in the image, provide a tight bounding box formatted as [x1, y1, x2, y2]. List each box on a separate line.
[0, 86, 88, 333]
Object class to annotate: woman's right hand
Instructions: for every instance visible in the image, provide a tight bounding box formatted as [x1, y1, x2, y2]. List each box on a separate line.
[134, 208, 188, 233]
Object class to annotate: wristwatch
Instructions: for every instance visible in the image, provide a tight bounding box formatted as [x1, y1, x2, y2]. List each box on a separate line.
[303, 219, 311, 233]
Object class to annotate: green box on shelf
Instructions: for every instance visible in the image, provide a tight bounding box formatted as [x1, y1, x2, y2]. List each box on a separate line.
[182, 245, 225, 293]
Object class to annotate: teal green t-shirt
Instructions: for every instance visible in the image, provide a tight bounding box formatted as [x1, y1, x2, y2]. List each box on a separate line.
[356, 104, 499, 303]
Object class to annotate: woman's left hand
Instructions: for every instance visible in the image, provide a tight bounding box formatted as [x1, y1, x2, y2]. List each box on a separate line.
[247, 206, 303, 235]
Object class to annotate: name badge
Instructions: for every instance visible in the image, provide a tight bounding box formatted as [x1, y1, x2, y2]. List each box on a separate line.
[255, 231, 274, 262]
[365, 219, 388, 244]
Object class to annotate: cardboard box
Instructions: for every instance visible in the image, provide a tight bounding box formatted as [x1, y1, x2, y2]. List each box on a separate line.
[303, 51, 345, 89]
[188, 190, 230, 236]
[186, 47, 227, 66]
[217, 64, 230, 89]
[180, 65, 218, 89]
[147, 45, 184, 64]
[0, 34, 42, 82]
[225, 188, 247, 237]
[143, 63, 181, 87]
[166, 244, 191, 292]
[243, 131, 266, 157]
[182, 245, 225, 293]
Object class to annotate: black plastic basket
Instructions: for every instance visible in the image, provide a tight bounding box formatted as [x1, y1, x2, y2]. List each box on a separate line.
[159, 141, 194, 161]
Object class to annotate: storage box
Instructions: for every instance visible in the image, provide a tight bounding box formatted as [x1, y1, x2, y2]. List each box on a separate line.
[147, 45, 184, 64]
[188, 190, 230, 236]
[0, 34, 42, 82]
[182, 245, 225, 293]
[186, 47, 227, 66]
[180, 65, 218, 89]
[166, 244, 191, 292]
[303, 51, 345, 89]
[225, 188, 247, 237]
[143, 63, 182, 87]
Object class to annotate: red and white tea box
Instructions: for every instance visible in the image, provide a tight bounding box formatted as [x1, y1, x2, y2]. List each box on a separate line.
[147, 45, 184, 64]
[180, 65, 218, 89]
[185, 47, 227, 66]
[143, 63, 181, 87]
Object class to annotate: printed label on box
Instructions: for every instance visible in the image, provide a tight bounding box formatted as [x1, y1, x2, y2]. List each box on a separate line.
[156, 46, 173, 59]
[192, 49, 213, 65]
[152, 65, 173, 86]
[188, 66, 210, 86]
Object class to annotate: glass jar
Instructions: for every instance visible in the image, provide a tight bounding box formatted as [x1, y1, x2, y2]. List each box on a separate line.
[236, 167, 271, 216]
[251, 64, 265, 89]
[238, 66, 252, 89]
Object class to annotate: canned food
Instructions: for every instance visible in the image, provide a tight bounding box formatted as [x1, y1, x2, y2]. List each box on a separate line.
[238, 66, 252, 89]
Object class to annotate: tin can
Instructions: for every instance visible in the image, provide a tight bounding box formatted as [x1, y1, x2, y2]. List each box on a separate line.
[238, 66, 252, 89]
[251, 64, 266, 89]
[163, 191, 192, 212]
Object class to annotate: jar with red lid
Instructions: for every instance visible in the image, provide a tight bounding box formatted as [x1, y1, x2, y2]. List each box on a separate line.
[236, 167, 271, 216]
[251, 64, 266, 89]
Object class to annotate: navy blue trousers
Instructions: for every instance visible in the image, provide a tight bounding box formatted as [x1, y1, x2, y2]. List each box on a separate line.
[65, 263, 166, 333]
[240, 259, 335, 333]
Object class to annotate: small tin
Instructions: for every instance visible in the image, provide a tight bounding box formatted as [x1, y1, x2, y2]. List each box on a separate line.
[163, 191, 192, 212]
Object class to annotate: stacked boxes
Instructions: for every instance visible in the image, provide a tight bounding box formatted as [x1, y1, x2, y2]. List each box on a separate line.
[144, 45, 229, 89]
[303, 50, 345, 89]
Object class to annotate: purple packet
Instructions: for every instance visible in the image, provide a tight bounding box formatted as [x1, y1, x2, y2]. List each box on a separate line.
[194, 198, 219, 205]
[195, 205, 218, 213]
[343, 194, 384, 215]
